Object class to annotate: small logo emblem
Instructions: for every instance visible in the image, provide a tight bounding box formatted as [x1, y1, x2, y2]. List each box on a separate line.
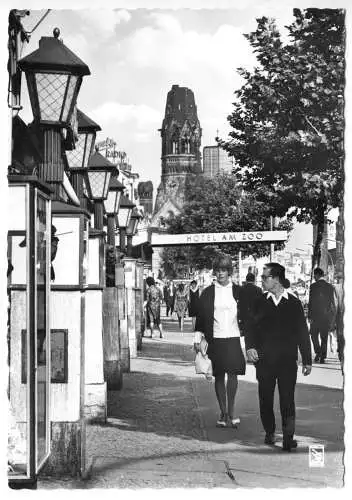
[309, 445, 325, 467]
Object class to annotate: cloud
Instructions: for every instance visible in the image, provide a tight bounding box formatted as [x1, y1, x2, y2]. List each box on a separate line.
[77, 9, 131, 38]
[118, 13, 256, 76]
[89, 101, 160, 143]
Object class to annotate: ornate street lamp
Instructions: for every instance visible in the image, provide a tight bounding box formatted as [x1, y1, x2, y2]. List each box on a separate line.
[126, 207, 143, 257]
[18, 29, 90, 189]
[117, 194, 135, 255]
[65, 109, 101, 207]
[86, 147, 115, 229]
[104, 175, 125, 246]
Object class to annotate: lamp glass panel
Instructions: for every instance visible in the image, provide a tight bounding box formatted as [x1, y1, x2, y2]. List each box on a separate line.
[126, 217, 137, 236]
[61, 76, 78, 122]
[118, 207, 131, 228]
[102, 172, 112, 199]
[35, 73, 70, 121]
[83, 134, 94, 167]
[104, 190, 118, 214]
[66, 133, 86, 168]
[87, 171, 108, 199]
[83, 177, 88, 197]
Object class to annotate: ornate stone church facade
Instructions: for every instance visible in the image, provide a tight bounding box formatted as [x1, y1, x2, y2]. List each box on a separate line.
[150, 84, 202, 274]
[152, 84, 202, 226]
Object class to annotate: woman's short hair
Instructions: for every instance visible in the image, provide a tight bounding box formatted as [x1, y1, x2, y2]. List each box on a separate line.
[146, 276, 155, 287]
[213, 254, 233, 274]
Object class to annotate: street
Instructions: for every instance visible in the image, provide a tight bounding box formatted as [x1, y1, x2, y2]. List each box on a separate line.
[38, 313, 344, 489]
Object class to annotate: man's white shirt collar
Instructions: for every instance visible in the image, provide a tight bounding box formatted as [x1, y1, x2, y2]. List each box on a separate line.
[215, 281, 233, 288]
[265, 289, 289, 306]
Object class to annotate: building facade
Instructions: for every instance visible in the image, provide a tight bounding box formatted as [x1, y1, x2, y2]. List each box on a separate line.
[202, 145, 233, 177]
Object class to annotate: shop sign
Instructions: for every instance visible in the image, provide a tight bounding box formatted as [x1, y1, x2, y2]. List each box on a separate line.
[151, 230, 287, 246]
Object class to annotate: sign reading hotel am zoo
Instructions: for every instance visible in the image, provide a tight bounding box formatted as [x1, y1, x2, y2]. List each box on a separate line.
[151, 230, 288, 246]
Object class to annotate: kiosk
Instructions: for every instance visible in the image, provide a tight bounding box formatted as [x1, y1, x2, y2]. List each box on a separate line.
[7, 176, 51, 487]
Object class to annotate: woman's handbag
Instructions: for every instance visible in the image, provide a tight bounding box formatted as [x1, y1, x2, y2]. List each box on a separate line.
[195, 336, 213, 379]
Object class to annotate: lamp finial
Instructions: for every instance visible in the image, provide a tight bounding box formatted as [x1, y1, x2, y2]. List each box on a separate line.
[53, 28, 60, 38]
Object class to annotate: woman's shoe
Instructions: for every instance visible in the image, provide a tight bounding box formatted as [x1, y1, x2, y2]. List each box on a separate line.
[228, 417, 241, 428]
[216, 413, 228, 428]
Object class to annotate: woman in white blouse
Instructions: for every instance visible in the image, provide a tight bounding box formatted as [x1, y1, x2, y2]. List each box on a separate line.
[195, 254, 246, 428]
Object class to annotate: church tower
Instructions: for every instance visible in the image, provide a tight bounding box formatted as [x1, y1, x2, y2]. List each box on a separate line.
[152, 85, 202, 223]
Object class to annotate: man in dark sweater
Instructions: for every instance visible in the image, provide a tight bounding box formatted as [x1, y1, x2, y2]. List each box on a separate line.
[245, 263, 312, 451]
[308, 267, 337, 364]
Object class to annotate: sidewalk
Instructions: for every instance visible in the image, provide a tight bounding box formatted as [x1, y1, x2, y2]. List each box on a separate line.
[38, 316, 344, 489]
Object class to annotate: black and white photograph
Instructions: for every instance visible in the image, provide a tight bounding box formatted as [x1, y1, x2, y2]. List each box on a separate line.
[2, 0, 350, 492]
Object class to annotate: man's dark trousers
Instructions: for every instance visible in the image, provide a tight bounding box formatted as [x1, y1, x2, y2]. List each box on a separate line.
[310, 321, 329, 361]
[256, 359, 298, 438]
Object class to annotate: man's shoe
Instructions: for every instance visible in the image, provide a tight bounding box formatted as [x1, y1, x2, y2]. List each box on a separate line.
[264, 433, 276, 445]
[314, 354, 320, 363]
[282, 437, 298, 451]
[216, 414, 228, 428]
[319, 358, 325, 364]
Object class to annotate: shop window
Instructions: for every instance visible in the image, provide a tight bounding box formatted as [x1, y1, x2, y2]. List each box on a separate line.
[21, 329, 68, 384]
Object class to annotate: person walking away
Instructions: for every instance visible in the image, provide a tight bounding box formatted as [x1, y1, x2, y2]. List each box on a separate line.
[238, 272, 262, 335]
[188, 279, 200, 330]
[334, 277, 344, 373]
[195, 254, 245, 428]
[163, 280, 169, 315]
[245, 263, 312, 451]
[308, 267, 337, 364]
[174, 283, 189, 332]
[145, 276, 164, 338]
[164, 280, 176, 317]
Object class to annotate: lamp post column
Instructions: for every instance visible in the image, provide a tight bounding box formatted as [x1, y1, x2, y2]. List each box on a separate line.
[107, 215, 115, 247]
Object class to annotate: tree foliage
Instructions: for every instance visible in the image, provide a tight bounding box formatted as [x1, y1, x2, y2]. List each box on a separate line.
[218, 8, 345, 267]
[161, 173, 292, 277]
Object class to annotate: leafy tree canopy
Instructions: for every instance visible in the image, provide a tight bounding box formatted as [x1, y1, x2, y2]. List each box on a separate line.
[218, 8, 345, 226]
[161, 173, 292, 277]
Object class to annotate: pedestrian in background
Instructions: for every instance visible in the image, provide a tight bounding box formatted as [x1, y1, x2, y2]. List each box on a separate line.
[308, 267, 337, 364]
[334, 277, 344, 373]
[174, 282, 189, 332]
[145, 276, 164, 338]
[238, 272, 262, 335]
[164, 280, 176, 317]
[195, 254, 245, 428]
[188, 279, 200, 330]
[245, 263, 312, 451]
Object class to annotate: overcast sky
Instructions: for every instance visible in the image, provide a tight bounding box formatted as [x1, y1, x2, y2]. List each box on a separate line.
[16, 0, 335, 190]
[2, 0, 349, 251]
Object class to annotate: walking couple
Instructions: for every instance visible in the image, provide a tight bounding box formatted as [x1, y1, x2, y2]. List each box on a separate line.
[194, 254, 312, 451]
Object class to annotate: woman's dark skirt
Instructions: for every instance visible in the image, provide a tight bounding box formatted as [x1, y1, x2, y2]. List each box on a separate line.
[208, 337, 246, 376]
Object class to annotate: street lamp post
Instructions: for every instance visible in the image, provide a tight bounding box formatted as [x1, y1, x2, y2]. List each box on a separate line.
[126, 207, 142, 257]
[85, 147, 115, 230]
[117, 194, 135, 255]
[104, 174, 125, 247]
[16, 27, 93, 478]
[18, 28, 90, 197]
[65, 109, 101, 207]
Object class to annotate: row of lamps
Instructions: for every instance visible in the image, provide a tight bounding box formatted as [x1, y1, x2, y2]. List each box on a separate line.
[18, 27, 142, 260]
